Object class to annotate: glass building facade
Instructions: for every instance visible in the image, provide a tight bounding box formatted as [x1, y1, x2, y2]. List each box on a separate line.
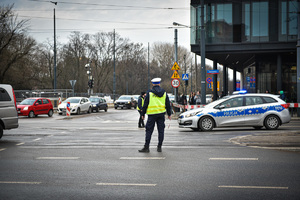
[190, 0, 298, 102]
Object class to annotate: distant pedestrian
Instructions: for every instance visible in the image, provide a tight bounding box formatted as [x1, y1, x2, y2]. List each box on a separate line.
[194, 91, 201, 105]
[279, 91, 286, 101]
[139, 78, 172, 153]
[137, 92, 146, 128]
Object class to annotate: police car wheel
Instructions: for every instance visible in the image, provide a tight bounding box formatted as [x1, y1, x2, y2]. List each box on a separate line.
[264, 115, 280, 130]
[199, 117, 214, 131]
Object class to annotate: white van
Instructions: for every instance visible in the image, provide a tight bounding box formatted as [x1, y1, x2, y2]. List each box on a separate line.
[0, 84, 19, 139]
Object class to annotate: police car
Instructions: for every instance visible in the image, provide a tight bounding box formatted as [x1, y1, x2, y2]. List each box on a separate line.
[178, 91, 291, 131]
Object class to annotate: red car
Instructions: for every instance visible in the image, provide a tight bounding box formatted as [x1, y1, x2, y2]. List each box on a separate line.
[17, 98, 54, 118]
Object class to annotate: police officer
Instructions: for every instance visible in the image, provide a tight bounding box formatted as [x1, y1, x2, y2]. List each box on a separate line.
[137, 92, 146, 128]
[139, 78, 172, 153]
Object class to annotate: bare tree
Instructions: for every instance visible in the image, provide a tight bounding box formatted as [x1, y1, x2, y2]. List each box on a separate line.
[0, 4, 36, 84]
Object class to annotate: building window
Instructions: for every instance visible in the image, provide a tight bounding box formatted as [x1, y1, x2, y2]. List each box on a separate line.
[251, 1, 269, 42]
[279, 0, 298, 41]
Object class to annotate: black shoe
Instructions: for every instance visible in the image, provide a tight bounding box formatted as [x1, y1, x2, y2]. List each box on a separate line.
[138, 146, 149, 153]
[157, 146, 162, 152]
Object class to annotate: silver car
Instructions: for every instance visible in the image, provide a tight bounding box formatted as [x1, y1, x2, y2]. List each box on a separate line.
[0, 84, 19, 139]
[178, 92, 291, 131]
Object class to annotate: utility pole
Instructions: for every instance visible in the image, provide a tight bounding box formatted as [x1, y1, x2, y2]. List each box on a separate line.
[113, 29, 116, 101]
[50, 1, 57, 107]
[148, 42, 150, 90]
[174, 29, 178, 103]
[297, 1, 300, 117]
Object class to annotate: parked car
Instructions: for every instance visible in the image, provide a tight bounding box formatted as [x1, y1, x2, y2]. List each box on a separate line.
[17, 98, 54, 118]
[0, 84, 19, 139]
[89, 96, 108, 112]
[178, 91, 291, 131]
[206, 94, 213, 104]
[114, 95, 137, 109]
[58, 97, 92, 115]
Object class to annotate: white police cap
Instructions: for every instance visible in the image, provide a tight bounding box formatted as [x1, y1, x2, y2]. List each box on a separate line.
[151, 78, 161, 84]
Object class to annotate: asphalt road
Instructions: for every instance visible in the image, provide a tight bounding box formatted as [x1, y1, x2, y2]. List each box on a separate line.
[0, 109, 300, 200]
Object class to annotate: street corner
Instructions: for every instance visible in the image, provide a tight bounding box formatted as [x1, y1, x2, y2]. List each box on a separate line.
[229, 131, 300, 152]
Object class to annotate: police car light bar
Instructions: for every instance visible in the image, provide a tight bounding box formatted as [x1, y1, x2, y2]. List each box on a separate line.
[232, 90, 247, 95]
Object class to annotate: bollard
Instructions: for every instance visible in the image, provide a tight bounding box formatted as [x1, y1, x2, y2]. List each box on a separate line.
[58, 97, 62, 105]
[66, 102, 70, 117]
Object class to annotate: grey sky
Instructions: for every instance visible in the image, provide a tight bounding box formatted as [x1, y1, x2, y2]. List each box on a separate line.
[3, 0, 190, 49]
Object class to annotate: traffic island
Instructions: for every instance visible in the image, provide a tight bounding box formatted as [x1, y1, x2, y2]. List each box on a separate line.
[230, 131, 300, 152]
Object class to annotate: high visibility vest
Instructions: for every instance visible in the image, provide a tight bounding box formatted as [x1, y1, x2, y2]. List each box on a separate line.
[137, 97, 144, 111]
[146, 92, 166, 115]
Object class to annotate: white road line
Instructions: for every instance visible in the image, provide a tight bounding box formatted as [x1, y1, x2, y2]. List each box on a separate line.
[35, 157, 80, 160]
[96, 183, 156, 186]
[0, 181, 41, 185]
[0, 148, 6, 152]
[33, 138, 41, 142]
[218, 185, 288, 190]
[209, 158, 259, 161]
[120, 157, 166, 160]
[16, 142, 25, 146]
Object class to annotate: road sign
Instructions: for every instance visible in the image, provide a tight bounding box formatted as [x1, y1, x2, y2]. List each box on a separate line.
[207, 70, 219, 74]
[206, 77, 212, 83]
[69, 80, 77, 88]
[171, 70, 180, 79]
[182, 74, 189, 80]
[171, 62, 181, 70]
[208, 83, 211, 89]
[171, 79, 180, 88]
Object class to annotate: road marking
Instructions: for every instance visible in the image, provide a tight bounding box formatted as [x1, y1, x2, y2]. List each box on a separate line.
[35, 157, 80, 160]
[209, 158, 258, 161]
[16, 142, 25, 146]
[120, 157, 165, 160]
[33, 138, 41, 141]
[218, 185, 288, 190]
[0, 181, 41, 185]
[96, 183, 156, 187]
[0, 148, 6, 152]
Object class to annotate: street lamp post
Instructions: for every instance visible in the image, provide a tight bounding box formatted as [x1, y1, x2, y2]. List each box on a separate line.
[173, 16, 206, 105]
[50, 1, 57, 106]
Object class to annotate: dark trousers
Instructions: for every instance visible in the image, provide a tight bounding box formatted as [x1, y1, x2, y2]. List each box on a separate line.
[145, 113, 165, 147]
[138, 110, 145, 127]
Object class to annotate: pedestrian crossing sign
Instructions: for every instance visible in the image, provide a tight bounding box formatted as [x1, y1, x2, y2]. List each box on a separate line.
[171, 62, 181, 70]
[171, 70, 180, 79]
[182, 74, 189, 80]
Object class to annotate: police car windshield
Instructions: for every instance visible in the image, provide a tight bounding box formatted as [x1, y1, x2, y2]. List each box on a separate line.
[64, 98, 80, 103]
[119, 96, 131, 100]
[206, 96, 230, 107]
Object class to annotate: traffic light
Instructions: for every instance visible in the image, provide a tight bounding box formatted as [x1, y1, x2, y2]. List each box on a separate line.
[88, 80, 92, 88]
[91, 79, 94, 88]
[185, 80, 188, 86]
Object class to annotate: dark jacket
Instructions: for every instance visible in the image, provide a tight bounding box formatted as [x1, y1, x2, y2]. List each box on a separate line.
[141, 85, 172, 116]
[137, 96, 144, 110]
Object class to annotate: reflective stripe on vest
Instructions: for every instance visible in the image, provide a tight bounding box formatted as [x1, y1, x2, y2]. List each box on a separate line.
[146, 92, 166, 115]
[137, 97, 144, 111]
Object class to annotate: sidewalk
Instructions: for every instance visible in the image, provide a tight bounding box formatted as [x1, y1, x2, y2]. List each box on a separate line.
[230, 118, 300, 152]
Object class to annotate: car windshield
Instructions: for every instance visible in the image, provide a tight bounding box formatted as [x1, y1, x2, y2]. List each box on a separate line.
[20, 99, 36, 105]
[63, 98, 80, 103]
[118, 96, 131, 100]
[89, 98, 99, 102]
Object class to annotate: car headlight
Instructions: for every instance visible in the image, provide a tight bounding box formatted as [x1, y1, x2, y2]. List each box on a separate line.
[128, 101, 131, 104]
[185, 110, 202, 118]
[24, 106, 28, 111]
